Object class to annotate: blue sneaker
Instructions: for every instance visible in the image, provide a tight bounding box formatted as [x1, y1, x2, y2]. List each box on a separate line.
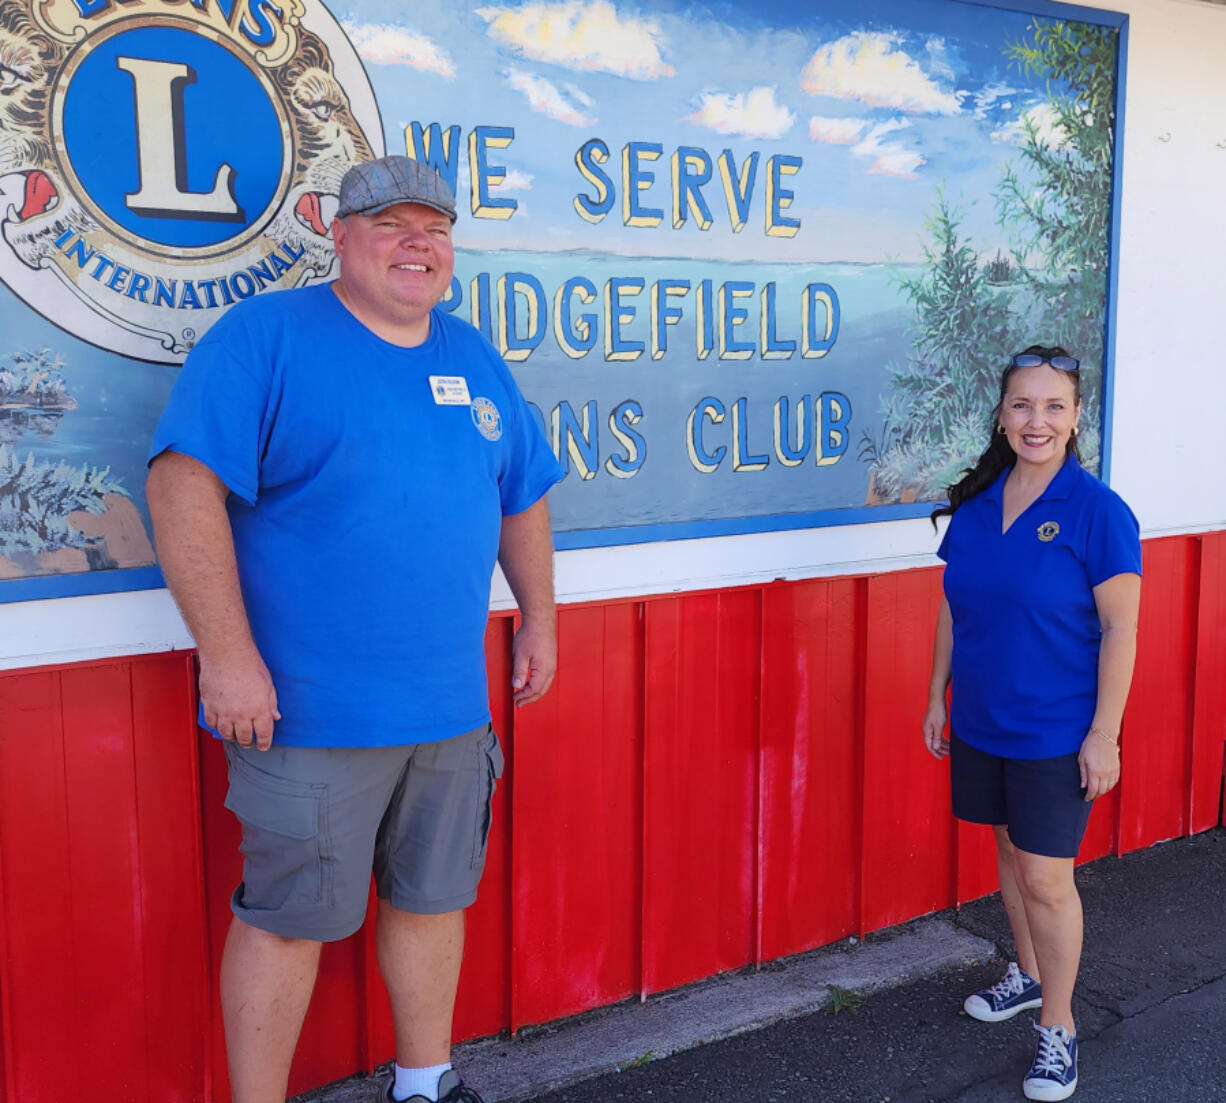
[963, 962, 1043, 1022]
[1023, 1023, 1078, 1101]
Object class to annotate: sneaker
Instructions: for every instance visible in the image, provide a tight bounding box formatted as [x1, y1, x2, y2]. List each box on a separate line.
[385, 1068, 486, 1103]
[1023, 1022, 1078, 1100]
[963, 962, 1043, 1022]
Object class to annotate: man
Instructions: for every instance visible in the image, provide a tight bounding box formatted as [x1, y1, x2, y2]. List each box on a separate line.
[146, 156, 563, 1103]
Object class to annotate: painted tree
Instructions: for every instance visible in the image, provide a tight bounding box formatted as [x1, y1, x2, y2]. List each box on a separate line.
[868, 18, 1117, 502]
[0, 446, 125, 556]
[0, 350, 124, 564]
[6, 348, 72, 407]
[997, 18, 1119, 461]
[867, 193, 1017, 501]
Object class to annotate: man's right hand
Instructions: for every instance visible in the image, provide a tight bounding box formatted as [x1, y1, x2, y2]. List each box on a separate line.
[199, 650, 281, 751]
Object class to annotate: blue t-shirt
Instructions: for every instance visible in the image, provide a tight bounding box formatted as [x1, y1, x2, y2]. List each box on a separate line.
[150, 283, 564, 747]
[937, 454, 1141, 759]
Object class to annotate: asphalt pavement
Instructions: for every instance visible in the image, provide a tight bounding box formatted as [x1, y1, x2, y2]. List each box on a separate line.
[303, 827, 1226, 1103]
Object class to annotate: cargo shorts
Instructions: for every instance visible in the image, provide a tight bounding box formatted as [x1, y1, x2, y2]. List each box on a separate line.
[222, 724, 504, 941]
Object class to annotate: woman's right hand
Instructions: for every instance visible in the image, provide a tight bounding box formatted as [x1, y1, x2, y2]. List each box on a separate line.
[922, 698, 949, 759]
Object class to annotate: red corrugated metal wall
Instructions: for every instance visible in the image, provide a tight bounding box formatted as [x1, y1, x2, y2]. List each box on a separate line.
[0, 533, 1222, 1102]
[0, 654, 211, 1103]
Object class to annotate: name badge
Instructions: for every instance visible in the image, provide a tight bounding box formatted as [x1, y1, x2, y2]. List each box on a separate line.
[428, 375, 471, 406]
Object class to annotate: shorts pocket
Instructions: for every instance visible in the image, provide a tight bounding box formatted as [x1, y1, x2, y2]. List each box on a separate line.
[471, 726, 505, 868]
[224, 746, 329, 910]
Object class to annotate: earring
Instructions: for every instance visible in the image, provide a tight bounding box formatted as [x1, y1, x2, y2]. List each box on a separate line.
[1071, 426, 1079, 437]
[996, 424, 1006, 435]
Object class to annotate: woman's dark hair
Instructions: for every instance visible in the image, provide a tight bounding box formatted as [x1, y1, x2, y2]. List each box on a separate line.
[930, 345, 1082, 527]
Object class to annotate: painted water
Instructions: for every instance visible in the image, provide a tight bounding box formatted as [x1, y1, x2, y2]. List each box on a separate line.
[2, 251, 922, 571]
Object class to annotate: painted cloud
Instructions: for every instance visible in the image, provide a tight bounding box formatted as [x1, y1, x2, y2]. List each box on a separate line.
[506, 68, 598, 126]
[800, 31, 961, 116]
[974, 81, 1019, 120]
[497, 169, 536, 191]
[685, 87, 795, 140]
[808, 116, 869, 145]
[924, 36, 955, 83]
[991, 103, 1069, 148]
[856, 119, 925, 178]
[341, 22, 456, 76]
[811, 115, 925, 179]
[476, 0, 674, 80]
[454, 163, 533, 197]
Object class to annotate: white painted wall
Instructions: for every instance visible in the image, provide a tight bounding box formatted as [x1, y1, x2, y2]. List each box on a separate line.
[2, 0, 1223, 670]
[1103, 0, 1226, 533]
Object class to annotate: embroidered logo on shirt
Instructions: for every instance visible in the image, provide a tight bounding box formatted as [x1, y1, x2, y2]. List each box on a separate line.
[471, 396, 503, 441]
[1037, 521, 1060, 542]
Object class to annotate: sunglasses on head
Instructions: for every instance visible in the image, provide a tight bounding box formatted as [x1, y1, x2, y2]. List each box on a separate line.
[1010, 352, 1080, 372]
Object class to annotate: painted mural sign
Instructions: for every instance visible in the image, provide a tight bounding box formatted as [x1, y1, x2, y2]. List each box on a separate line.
[0, 0, 1124, 598]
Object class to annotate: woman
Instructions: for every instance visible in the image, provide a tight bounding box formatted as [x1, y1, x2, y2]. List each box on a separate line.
[922, 346, 1141, 1102]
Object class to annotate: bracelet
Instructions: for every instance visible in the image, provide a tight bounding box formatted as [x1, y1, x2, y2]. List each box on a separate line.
[1090, 726, 1119, 748]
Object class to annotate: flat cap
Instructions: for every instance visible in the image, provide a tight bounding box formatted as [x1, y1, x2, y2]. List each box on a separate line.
[336, 155, 457, 222]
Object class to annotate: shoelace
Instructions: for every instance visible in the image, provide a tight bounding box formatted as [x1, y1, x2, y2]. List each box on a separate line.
[988, 963, 1026, 1000]
[1030, 1024, 1073, 1076]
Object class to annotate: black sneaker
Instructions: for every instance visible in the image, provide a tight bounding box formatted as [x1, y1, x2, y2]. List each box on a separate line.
[385, 1069, 486, 1103]
[1023, 1022, 1078, 1100]
[963, 962, 1043, 1022]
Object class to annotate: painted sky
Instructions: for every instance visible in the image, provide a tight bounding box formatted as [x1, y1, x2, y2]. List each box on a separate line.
[333, 0, 1112, 262]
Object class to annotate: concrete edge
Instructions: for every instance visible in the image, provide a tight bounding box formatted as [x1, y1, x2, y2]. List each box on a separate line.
[295, 915, 997, 1103]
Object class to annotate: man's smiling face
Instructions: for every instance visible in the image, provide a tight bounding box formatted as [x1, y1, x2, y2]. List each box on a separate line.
[331, 201, 454, 342]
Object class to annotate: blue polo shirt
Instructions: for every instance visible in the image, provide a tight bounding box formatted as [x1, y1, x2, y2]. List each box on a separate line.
[149, 283, 563, 748]
[937, 454, 1141, 759]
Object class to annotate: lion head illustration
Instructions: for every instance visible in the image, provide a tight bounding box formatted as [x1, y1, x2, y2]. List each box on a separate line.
[0, 0, 97, 266]
[0, 0, 60, 214]
[264, 25, 375, 280]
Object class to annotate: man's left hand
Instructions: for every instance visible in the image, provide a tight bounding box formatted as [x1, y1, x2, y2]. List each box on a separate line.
[511, 617, 557, 706]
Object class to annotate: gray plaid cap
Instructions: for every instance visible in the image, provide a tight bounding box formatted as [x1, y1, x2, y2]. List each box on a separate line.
[336, 156, 457, 222]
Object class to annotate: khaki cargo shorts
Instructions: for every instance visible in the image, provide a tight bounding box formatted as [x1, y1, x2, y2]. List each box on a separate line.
[222, 724, 504, 941]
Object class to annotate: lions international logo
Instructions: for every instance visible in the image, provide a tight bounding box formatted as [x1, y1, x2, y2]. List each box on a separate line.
[0, 0, 382, 363]
[1037, 520, 1060, 542]
[470, 396, 502, 442]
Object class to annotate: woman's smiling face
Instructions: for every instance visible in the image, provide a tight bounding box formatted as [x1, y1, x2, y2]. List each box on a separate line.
[999, 364, 1081, 471]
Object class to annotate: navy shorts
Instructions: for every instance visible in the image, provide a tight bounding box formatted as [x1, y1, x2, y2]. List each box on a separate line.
[950, 732, 1092, 859]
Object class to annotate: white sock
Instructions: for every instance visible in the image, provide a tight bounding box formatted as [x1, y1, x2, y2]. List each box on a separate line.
[391, 1062, 452, 1102]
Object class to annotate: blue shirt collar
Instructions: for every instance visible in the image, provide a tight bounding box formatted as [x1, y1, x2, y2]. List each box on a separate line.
[983, 452, 1080, 505]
